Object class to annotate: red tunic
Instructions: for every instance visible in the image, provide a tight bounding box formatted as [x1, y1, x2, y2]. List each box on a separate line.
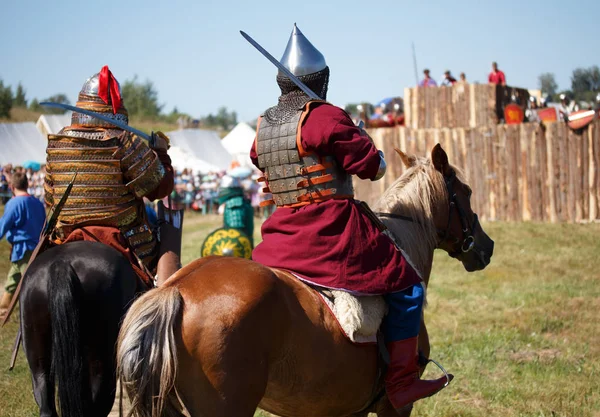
[250, 103, 421, 295]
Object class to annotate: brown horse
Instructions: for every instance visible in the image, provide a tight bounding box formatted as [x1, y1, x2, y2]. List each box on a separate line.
[117, 144, 494, 417]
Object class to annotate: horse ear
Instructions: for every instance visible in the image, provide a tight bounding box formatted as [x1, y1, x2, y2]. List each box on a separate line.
[394, 148, 414, 168]
[431, 144, 450, 174]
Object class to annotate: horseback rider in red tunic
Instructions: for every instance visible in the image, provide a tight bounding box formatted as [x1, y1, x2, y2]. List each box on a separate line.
[43, 66, 174, 286]
[250, 25, 452, 413]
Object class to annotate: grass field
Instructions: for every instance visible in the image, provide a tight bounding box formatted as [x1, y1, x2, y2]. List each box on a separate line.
[0, 210, 599, 416]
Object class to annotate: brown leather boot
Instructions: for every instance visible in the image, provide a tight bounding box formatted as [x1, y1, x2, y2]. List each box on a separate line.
[385, 337, 453, 412]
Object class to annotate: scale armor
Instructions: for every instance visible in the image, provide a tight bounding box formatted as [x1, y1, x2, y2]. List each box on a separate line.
[44, 67, 166, 270]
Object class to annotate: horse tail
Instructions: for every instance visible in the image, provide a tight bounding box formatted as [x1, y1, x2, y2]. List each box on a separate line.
[48, 260, 89, 417]
[117, 285, 183, 417]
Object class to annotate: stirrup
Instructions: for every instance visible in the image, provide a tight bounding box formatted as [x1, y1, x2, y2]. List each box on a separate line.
[425, 358, 451, 387]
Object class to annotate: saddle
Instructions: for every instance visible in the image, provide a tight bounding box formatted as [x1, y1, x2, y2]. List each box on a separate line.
[273, 269, 387, 344]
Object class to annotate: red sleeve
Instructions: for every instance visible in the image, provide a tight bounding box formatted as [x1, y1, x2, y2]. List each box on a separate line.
[146, 147, 174, 201]
[500, 72, 506, 84]
[301, 104, 381, 180]
[488, 73, 493, 83]
[250, 138, 259, 169]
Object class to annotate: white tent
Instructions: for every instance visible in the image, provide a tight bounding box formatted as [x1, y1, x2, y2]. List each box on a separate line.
[0, 122, 47, 165]
[168, 145, 220, 174]
[165, 128, 232, 172]
[36, 112, 72, 136]
[220, 122, 256, 167]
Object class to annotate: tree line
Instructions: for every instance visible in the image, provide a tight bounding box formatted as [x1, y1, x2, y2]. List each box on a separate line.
[0, 77, 237, 130]
[538, 66, 600, 103]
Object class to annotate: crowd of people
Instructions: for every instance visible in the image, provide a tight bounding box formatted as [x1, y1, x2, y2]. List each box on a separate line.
[419, 61, 505, 87]
[1, 165, 46, 205]
[1, 163, 274, 220]
[168, 168, 274, 219]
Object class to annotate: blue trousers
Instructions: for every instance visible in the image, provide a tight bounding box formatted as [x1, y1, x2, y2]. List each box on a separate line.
[381, 284, 424, 343]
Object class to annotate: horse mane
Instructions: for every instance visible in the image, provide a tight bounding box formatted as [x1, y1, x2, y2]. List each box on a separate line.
[372, 156, 463, 278]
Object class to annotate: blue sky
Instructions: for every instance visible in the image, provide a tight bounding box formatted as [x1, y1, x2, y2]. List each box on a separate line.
[1, 0, 598, 122]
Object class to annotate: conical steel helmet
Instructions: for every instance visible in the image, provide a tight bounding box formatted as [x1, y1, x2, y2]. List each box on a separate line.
[279, 24, 327, 77]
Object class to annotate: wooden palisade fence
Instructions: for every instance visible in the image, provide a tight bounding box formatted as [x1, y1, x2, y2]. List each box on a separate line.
[354, 120, 600, 223]
[404, 84, 530, 129]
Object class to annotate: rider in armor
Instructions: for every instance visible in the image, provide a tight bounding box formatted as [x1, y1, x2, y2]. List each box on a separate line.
[249, 25, 452, 413]
[44, 66, 174, 286]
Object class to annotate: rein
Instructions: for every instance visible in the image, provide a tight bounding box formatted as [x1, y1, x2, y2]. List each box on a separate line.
[375, 170, 477, 256]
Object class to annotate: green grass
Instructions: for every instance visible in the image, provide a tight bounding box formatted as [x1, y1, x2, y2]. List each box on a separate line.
[1, 214, 599, 416]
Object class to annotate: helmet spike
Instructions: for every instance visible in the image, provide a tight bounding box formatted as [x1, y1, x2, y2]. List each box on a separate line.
[279, 24, 327, 77]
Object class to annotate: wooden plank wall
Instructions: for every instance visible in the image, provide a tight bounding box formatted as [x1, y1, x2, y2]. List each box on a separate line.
[404, 84, 529, 129]
[353, 120, 600, 223]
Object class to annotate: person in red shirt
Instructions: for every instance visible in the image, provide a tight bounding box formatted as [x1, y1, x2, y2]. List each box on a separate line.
[249, 24, 451, 414]
[488, 61, 506, 85]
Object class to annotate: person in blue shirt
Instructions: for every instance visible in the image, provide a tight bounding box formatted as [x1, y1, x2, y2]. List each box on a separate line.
[0, 172, 46, 317]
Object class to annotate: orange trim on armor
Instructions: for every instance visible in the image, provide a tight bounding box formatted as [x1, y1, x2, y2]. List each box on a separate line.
[260, 200, 275, 207]
[262, 186, 271, 193]
[296, 100, 326, 158]
[296, 174, 334, 188]
[282, 194, 354, 208]
[257, 176, 266, 183]
[301, 162, 333, 175]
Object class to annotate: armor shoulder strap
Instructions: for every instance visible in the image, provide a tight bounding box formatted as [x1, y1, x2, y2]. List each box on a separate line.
[296, 100, 327, 157]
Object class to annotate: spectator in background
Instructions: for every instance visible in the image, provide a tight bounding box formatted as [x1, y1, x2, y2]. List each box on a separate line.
[526, 96, 540, 123]
[440, 70, 457, 86]
[558, 94, 579, 121]
[459, 73, 467, 84]
[0, 172, 46, 318]
[419, 69, 437, 87]
[488, 62, 506, 85]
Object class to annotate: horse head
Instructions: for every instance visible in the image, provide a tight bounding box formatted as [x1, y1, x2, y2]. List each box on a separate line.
[393, 144, 494, 272]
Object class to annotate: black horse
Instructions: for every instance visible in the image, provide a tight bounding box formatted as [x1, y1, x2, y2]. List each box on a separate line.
[20, 240, 146, 417]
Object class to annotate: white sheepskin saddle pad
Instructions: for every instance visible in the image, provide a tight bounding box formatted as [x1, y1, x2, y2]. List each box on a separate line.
[316, 288, 387, 344]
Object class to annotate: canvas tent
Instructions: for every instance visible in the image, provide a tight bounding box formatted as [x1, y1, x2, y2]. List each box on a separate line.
[168, 146, 221, 174]
[220, 122, 256, 167]
[0, 122, 47, 165]
[36, 112, 72, 136]
[165, 129, 232, 173]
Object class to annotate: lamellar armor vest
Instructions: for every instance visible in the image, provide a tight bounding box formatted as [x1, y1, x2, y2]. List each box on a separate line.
[256, 101, 354, 207]
[45, 127, 165, 270]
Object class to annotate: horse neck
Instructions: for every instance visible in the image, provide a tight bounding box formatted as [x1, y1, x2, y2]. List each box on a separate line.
[373, 167, 445, 284]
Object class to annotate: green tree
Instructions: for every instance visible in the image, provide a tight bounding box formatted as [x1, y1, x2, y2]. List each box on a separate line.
[14, 83, 27, 108]
[41, 93, 71, 114]
[201, 107, 237, 130]
[538, 73, 558, 98]
[121, 76, 163, 118]
[29, 98, 41, 112]
[0, 80, 13, 119]
[571, 66, 600, 102]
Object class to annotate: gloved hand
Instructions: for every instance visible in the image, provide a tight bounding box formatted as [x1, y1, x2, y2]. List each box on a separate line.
[151, 131, 171, 150]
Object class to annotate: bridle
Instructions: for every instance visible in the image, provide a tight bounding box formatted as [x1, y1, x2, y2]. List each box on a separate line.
[376, 170, 479, 257]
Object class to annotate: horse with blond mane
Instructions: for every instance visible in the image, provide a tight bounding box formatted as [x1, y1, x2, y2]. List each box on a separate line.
[117, 144, 494, 417]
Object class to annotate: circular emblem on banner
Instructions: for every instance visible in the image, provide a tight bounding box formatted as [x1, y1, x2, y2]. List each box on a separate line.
[504, 103, 524, 125]
[200, 227, 253, 259]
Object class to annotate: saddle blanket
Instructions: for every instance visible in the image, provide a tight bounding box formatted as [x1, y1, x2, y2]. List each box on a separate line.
[288, 271, 387, 344]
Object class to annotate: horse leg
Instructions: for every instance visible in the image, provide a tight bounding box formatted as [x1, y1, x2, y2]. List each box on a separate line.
[87, 349, 117, 417]
[175, 306, 269, 417]
[21, 284, 57, 417]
